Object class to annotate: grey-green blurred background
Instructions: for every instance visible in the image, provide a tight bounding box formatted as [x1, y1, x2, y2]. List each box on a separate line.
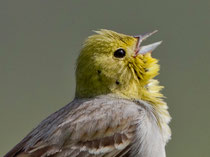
[1, 0, 210, 156]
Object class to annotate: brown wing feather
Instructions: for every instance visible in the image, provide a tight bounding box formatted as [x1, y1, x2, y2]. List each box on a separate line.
[4, 136, 32, 157]
[4, 96, 143, 157]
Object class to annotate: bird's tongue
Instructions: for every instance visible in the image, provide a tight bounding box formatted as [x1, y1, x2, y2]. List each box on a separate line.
[134, 30, 162, 55]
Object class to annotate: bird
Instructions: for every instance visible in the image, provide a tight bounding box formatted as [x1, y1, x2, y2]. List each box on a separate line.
[4, 29, 171, 157]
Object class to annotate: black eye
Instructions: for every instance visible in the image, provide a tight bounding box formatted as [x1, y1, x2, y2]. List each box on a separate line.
[114, 49, 126, 58]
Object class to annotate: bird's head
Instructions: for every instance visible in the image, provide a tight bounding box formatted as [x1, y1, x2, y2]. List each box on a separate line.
[76, 29, 163, 102]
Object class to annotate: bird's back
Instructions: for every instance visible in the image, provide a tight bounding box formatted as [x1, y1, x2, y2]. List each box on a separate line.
[4, 95, 167, 157]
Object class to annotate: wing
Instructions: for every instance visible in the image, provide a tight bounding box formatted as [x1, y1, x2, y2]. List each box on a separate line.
[4, 96, 145, 157]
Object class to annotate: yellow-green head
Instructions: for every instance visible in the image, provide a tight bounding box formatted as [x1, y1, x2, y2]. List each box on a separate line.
[76, 29, 164, 106]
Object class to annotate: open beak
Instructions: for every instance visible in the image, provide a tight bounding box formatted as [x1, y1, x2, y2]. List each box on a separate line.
[134, 30, 162, 55]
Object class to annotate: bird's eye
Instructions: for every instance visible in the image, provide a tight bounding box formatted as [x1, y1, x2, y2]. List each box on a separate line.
[114, 49, 126, 58]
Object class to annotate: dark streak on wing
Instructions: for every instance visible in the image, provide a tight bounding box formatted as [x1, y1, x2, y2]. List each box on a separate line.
[115, 145, 131, 157]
